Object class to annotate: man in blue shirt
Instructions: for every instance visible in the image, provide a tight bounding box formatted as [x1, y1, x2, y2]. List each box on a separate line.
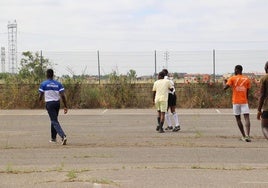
[39, 69, 68, 145]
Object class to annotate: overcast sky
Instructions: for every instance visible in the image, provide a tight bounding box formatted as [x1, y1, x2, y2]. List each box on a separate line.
[1, 0, 268, 76]
[1, 0, 268, 52]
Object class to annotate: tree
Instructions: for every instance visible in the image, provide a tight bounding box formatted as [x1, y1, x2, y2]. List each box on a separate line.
[19, 51, 52, 83]
[127, 69, 137, 83]
[173, 72, 179, 79]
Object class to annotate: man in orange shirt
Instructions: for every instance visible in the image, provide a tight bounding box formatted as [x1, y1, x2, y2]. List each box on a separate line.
[224, 65, 251, 142]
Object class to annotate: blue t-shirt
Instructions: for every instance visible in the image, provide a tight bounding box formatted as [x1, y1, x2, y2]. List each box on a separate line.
[39, 79, 65, 102]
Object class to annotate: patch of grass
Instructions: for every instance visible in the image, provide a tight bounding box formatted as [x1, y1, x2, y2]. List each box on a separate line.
[2, 164, 41, 174]
[47, 162, 65, 172]
[5, 164, 17, 174]
[195, 130, 203, 138]
[56, 162, 65, 171]
[66, 170, 77, 180]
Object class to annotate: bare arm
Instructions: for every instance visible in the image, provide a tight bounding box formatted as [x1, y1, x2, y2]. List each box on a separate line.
[257, 81, 266, 119]
[38, 92, 44, 104]
[60, 92, 68, 114]
[38, 92, 44, 107]
[152, 91, 156, 103]
[223, 78, 230, 91]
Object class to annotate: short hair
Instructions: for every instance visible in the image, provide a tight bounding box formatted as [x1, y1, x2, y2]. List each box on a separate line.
[158, 71, 165, 78]
[162, 69, 168, 76]
[46, 69, 54, 79]
[235, 65, 243, 72]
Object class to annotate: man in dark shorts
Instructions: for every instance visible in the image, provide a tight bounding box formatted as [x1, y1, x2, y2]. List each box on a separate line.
[162, 69, 181, 132]
[257, 61, 268, 140]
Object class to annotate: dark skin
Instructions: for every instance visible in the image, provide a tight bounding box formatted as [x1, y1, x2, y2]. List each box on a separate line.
[39, 76, 68, 114]
[257, 62, 268, 139]
[224, 67, 250, 137]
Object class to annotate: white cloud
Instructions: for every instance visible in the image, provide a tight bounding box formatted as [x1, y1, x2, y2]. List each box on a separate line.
[0, 0, 268, 51]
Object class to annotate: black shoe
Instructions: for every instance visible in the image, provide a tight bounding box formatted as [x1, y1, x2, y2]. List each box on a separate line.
[165, 126, 173, 130]
[49, 139, 57, 143]
[156, 126, 160, 131]
[159, 128, 165, 133]
[173, 126, 180, 132]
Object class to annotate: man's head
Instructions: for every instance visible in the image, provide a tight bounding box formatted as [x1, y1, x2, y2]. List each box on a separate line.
[158, 71, 165, 79]
[46, 69, 54, 79]
[234, 65, 243, 75]
[162, 69, 168, 76]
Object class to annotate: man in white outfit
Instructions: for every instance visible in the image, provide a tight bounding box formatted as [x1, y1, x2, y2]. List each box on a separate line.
[162, 69, 181, 132]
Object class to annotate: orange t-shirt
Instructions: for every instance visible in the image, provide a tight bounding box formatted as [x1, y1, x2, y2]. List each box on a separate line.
[226, 74, 251, 104]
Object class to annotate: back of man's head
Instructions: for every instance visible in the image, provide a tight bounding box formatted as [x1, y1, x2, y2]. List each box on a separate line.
[235, 65, 243, 75]
[158, 71, 165, 79]
[162, 69, 168, 76]
[46, 69, 54, 79]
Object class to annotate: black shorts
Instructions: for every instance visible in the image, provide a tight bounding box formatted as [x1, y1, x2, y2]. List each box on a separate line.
[168, 93, 177, 107]
[262, 111, 268, 119]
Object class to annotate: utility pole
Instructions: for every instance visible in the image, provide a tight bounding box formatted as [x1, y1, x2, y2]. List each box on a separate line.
[7, 20, 17, 74]
[163, 51, 169, 69]
[1, 47, 5, 73]
[213, 49, 216, 83]
[154, 50, 157, 79]
[97, 50, 100, 85]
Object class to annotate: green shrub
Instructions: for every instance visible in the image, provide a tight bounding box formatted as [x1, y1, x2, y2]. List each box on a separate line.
[0, 76, 260, 109]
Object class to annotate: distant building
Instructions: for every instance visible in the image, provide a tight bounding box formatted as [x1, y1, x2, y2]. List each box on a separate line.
[184, 74, 211, 83]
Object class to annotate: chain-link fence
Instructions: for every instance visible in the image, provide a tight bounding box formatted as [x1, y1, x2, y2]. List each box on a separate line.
[14, 50, 268, 77]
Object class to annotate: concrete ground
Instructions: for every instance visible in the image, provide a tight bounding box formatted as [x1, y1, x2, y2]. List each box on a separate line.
[0, 109, 267, 188]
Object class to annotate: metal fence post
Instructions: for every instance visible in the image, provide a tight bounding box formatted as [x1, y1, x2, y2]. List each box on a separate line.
[213, 49, 216, 83]
[154, 50, 157, 80]
[97, 50, 100, 85]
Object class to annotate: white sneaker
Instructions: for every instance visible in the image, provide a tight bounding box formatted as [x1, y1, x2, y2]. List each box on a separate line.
[245, 136, 251, 142]
[240, 137, 247, 142]
[240, 136, 251, 142]
[61, 137, 67, 145]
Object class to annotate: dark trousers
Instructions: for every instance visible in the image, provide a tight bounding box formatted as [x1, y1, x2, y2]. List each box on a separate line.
[46, 101, 66, 139]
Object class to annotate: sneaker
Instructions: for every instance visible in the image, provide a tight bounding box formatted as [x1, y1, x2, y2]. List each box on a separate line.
[61, 136, 67, 145]
[49, 139, 57, 143]
[240, 137, 246, 142]
[165, 126, 173, 130]
[245, 136, 251, 142]
[173, 126, 181, 132]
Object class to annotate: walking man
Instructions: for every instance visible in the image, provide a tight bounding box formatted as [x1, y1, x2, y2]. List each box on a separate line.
[39, 69, 68, 145]
[224, 65, 251, 142]
[257, 61, 268, 140]
[153, 71, 173, 133]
